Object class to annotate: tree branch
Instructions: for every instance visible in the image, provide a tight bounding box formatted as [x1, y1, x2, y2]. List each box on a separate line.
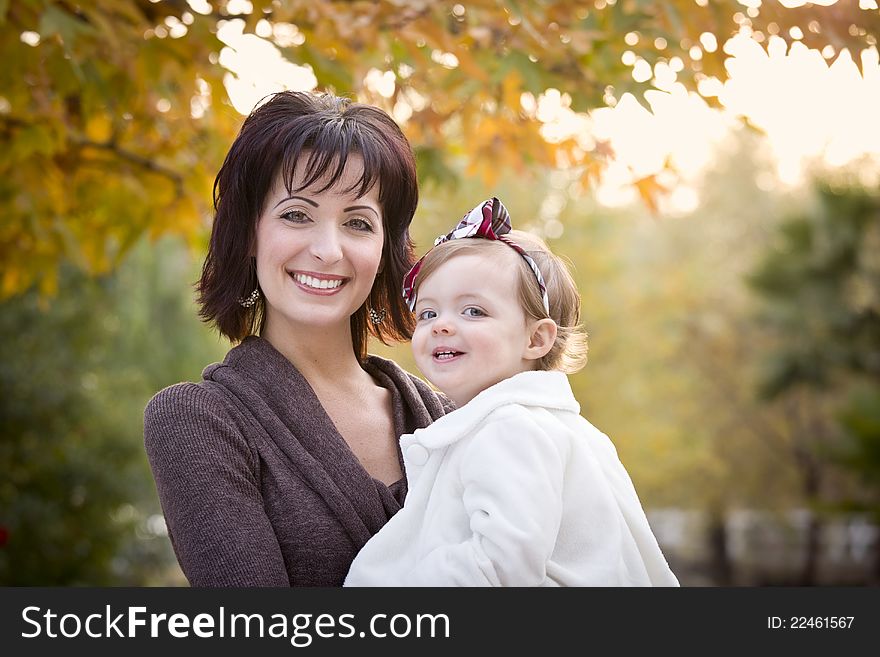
[71, 137, 184, 197]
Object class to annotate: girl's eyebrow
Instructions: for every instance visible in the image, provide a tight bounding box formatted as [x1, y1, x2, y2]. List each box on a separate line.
[416, 292, 489, 310]
[273, 195, 319, 210]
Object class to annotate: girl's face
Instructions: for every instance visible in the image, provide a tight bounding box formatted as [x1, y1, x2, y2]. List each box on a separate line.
[411, 252, 539, 407]
[255, 154, 384, 337]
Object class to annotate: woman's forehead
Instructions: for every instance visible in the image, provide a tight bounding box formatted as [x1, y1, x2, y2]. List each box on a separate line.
[273, 153, 380, 201]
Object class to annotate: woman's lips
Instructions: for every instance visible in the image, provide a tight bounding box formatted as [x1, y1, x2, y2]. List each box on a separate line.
[288, 271, 348, 296]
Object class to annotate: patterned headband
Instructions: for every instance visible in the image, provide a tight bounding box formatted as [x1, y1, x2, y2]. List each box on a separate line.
[402, 197, 550, 315]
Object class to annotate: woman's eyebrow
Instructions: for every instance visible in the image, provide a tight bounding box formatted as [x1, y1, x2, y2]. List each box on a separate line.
[273, 195, 319, 210]
[344, 204, 379, 215]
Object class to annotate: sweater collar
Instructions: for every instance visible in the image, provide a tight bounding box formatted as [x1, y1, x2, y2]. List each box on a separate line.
[216, 336, 445, 413]
[410, 370, 579, 449]
[204, 335, 448, 546]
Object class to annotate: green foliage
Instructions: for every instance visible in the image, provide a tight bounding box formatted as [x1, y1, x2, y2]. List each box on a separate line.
[0, 238, 224, 584]
[748, 183, 880, 515]
[1, 271, 140, 583]
[748, 185, 880, 398]
[837, 387, 880, 491]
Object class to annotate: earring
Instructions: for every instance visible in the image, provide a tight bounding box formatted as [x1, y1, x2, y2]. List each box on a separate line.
[368, 307, 386, 325]
[238, 287, 261, 308]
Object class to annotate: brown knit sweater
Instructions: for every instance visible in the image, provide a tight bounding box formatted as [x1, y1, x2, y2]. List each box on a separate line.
[144, 336, 450, 587]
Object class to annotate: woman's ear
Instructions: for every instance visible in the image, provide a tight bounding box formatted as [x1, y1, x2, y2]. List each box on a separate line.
[524, 318, 557, 361]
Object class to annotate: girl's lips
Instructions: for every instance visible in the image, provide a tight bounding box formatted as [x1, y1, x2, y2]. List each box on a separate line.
[432, 348, 465, 363]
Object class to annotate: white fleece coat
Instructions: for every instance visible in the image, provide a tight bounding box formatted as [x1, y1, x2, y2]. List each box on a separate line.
[345, 370, 679, 587]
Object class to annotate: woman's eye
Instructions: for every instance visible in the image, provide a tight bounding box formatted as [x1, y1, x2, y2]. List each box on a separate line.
[280, 209, 310, 224]
[346, 217, 375, 232]
[417, 309, 436, 321]
[463, 307, 486, 318]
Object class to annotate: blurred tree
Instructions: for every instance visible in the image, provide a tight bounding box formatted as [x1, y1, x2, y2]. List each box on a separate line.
[749, 184, 880, 394]
[748, 182, 880, 583]
[836, 386, 880, 584]
[2, 0, 877, 297]
[464, 131, 874, 584]
[563, 132, 811, 584]
[0, 238, 222, 584]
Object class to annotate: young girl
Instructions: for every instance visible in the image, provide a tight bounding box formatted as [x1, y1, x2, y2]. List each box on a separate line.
[344, 197, 679, 587]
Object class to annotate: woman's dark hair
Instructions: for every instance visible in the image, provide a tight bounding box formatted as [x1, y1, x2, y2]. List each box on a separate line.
[197, 91, 419, 361]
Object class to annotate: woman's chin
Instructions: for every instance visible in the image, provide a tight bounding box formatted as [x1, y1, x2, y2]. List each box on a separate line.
[266, 306, 359, 334]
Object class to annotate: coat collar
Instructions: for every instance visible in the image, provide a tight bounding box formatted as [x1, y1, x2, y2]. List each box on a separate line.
[409, 370, 580, 450]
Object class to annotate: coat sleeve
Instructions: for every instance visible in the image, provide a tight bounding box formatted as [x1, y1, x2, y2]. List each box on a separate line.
[404, 408, 567, 586]
[144, 383, 290, 586]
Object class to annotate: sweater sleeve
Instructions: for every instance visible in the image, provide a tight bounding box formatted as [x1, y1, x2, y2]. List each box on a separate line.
[405, 408, 567, 586]
[144, 383, 290, 586]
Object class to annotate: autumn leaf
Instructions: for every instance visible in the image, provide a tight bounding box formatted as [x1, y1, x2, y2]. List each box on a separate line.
[3, 0, 877, 297]
[634, 173, 669, 215]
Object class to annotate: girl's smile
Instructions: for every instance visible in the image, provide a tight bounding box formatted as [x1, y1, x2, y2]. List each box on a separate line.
[432, 346, 466, 363]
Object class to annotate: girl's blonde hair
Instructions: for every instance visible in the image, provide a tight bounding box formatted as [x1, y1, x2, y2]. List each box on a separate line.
[412, 230, 588, 373]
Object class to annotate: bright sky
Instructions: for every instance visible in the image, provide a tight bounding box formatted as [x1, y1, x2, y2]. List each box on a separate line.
[588, 35, 880, 211]
[209, 1, 880, 213]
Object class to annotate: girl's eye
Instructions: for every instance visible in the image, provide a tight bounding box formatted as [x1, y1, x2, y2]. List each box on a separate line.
[463, 307, 486, 318]
[346, 217, 375, 233]
[280, 209, 310, 224]
[417, 309, 436, 321]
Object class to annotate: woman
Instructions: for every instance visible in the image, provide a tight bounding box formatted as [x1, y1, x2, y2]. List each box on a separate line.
[144, 91, 451, 586]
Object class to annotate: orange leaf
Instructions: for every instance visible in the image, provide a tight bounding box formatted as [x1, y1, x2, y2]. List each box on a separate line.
[633, 173, 668, 215]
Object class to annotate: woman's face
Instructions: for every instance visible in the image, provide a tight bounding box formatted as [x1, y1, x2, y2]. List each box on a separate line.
[254, 154, 384, 335]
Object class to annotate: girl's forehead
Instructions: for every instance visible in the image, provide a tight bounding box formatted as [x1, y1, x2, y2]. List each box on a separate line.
[446, 248, 519, 271]
[423, 251, 519, 292]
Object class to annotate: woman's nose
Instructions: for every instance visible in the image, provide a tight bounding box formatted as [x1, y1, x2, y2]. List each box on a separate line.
[310, 224, 343, 264]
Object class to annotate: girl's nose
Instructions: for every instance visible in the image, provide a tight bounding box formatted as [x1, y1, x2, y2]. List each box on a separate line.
[431, 316, 455, 335]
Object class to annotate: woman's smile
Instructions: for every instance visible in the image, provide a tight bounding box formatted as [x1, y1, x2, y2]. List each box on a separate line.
[288, 270, 349, 295]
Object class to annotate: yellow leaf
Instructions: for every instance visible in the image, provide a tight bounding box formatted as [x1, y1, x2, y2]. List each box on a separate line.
[633, 173, 668, 215]
[38, 268, 59, 297]
[1, 266, 21, 299]
[85, 114, 113, 142]
[412, 18, 452, 52]
[502, 70, 523, 113]
[579, 159, 604, 190]
[455, 47, 490, 83]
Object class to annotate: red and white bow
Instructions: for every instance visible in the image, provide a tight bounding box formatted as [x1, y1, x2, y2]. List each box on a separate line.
[402, 197, 550, 314]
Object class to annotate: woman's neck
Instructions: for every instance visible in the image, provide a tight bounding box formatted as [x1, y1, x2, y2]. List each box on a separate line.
[260, 316, 365, 385]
